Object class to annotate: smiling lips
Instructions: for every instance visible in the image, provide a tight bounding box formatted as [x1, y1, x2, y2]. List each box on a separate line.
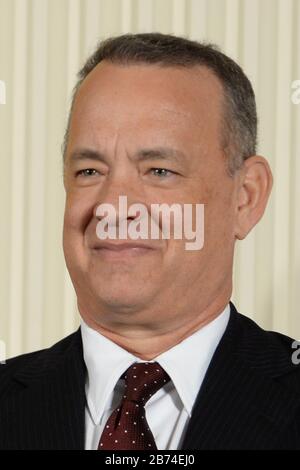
[92, 241, 156, 258]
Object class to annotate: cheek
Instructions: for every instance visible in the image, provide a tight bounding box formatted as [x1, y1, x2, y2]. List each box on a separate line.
[195, 179, 235, 252]
[64, 193, 94, 232]
[63, 207, 79, 256]
[205, 199, 235, 255]
[63, 203, 90, 273]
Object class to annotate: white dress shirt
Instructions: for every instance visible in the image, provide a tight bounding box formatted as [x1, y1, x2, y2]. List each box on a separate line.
[81, 304, 230, 450]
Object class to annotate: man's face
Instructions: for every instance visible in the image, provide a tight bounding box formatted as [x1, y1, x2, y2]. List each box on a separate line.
[63, 61, 237, 329]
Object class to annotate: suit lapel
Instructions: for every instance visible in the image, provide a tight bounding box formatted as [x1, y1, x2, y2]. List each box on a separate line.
[3, 330, 86, 450]
[2, 305, 299, 449]
[181, 303, 300, 449]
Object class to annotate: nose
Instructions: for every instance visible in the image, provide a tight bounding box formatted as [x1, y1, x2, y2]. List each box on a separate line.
[92, 173, 145, 225]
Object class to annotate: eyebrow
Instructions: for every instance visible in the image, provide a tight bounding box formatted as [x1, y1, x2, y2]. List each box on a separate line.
[134, 147, 185, 163]
[68, 149, 107, 164]
[68, 146, 186, 165]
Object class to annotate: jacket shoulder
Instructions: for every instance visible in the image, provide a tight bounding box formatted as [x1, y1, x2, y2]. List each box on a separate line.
[0, 330, 81, 395]
[231, 305, 300, 385]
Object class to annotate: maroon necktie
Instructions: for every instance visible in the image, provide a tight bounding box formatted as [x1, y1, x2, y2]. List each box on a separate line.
[98, 362, 170, 450]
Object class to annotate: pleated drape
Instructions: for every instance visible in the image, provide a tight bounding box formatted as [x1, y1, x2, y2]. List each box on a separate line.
[0, 0, 299, 357]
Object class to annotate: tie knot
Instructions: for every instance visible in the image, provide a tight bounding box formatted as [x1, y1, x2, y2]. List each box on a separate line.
[121, 362, 170, 405]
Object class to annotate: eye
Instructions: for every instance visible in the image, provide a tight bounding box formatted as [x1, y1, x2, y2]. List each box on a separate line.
[149, 168, 175, 178]
[76, 168, 99, 177]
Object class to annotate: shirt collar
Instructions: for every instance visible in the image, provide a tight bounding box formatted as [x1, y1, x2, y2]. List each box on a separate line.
[156, 304, 230, 416]
[81, 304, 230, 425]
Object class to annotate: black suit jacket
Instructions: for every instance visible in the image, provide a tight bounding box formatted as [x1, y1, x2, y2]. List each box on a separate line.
[0, 302, 300, 450]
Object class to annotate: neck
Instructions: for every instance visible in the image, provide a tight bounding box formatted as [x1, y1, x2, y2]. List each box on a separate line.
[80, 292, 231, 360]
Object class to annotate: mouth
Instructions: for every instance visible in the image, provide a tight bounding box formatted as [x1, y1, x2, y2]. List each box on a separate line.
[91, 242, 156, 259]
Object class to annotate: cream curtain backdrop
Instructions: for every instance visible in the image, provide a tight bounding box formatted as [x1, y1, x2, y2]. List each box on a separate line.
[0, 0, 299, 358]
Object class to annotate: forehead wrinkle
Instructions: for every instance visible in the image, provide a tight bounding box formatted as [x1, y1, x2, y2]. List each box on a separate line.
[159, 105, 193, 119]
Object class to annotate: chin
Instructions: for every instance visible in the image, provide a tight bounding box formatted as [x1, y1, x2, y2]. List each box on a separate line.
[91, 282, 154, 311]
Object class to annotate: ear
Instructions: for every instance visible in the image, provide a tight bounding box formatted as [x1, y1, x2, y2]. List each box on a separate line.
[234, 156, 273, 240]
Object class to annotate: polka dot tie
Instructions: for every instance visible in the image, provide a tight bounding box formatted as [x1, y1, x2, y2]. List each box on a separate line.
[98, 362, 170, 450]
